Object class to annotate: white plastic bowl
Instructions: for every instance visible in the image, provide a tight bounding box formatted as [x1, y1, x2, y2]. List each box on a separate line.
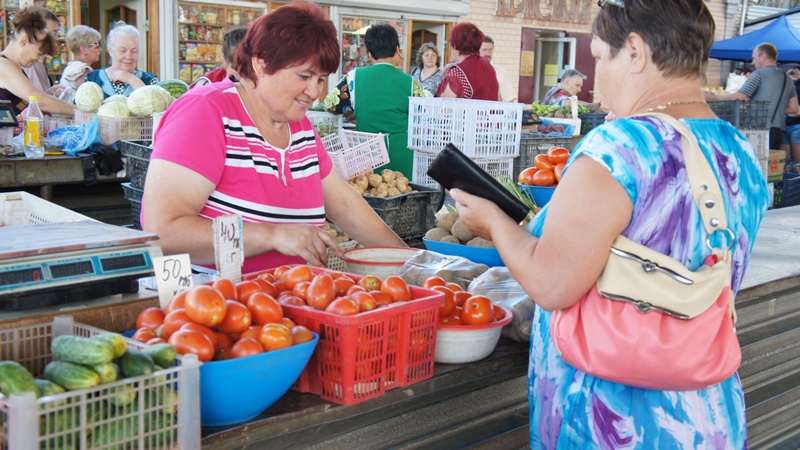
[435, 305, 513, 364]
[341, 246, 420, 279]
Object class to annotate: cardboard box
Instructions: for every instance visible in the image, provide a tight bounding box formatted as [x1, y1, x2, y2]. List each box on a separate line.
[768, 150, 786, 183]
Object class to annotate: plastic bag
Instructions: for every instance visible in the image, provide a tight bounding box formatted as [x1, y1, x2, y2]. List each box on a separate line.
[47, 116, 102, 155]
[468, 267, 535, 342]
[725, 73, 747, 94]
[399, 250, 489, 290]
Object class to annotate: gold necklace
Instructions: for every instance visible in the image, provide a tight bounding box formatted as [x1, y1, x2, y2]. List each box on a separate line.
[644, 100, 707, 112]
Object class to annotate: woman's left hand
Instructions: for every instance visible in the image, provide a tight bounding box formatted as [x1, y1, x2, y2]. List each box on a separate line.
[449, 188, 510, 240]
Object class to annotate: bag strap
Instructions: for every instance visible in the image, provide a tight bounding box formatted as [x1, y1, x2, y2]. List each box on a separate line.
[635, 113, 729, 241]
[771, 71, 790, 125]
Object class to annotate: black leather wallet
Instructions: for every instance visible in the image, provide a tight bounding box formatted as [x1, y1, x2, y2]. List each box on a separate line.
[426, 143, 530, 223]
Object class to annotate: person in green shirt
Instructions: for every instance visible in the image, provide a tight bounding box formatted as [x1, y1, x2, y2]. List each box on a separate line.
[325, 23, 424, 177]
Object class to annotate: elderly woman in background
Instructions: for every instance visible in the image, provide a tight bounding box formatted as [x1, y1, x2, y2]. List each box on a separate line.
[60, 25, 102, 89]
[451, 0, 768, 447]
[410, 42, 442, 96]
[143, 0, 403, 272]
[0, 6, 75, 115]
[85, 22, 158, 98]
[541, 69, 587, 107]
[435, 22, 497, 100]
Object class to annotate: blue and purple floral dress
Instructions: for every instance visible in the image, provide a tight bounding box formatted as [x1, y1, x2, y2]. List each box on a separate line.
[526, 116, 770, 449]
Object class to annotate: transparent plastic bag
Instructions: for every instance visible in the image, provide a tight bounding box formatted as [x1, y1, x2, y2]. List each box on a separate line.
[399, 250, 489, 290]
[468, 267, 535, 342]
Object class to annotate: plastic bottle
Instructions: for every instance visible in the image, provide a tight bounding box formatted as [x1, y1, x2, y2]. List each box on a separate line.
[23, 96, 44, 159]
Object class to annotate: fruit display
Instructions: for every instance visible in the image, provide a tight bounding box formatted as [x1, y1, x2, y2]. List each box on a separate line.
[518, 146, 571, 187]
[347, 168, 414, 197]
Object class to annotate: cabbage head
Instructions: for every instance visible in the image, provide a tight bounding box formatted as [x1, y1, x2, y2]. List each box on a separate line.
[75, 82, 104, 113]
[127, 86, 174, 117]
[104, 94, 128, 105]
[97, 101, 131, 118]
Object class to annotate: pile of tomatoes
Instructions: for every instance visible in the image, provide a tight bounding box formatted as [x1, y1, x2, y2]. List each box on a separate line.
[518, 146, 571, 187]
[421, 276, 502, 326]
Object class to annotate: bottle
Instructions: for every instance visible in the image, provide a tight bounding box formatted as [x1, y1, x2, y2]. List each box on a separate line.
[23, 96, 44, 159]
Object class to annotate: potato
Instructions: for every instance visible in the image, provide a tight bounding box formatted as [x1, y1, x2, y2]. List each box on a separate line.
[425, 227, 452, 241]
[355, 175, 369, 190]
[381, 169, 396, 183]
[437, 210, 458, 232]
[466, 237, 495, 248]
[387, 187, 402, 197]
[368, 173, 383, 188]
[375, 185, 389, 198]
[441, 235, 461, 244]
[405, 186, 414, 194]
[451, 219, 476, 243]
[396, 178, 408, 193]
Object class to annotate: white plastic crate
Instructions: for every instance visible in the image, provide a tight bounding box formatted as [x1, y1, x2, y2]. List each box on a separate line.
[75, 111, 155, 145]
[0, 316, 200, 450]
[408, 97, 522, 158]
[306, 111, 341, 138]
[322, 130, 389, 181]
[743, 129, 769, 160]
[43, 114, 75, 135]
[0, 192, 95, 226]
[326, 239, 359, 272]
[412, 151, 514, 189]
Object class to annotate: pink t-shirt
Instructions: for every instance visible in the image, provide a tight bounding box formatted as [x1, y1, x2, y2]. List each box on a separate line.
[148, 81, 333, 273]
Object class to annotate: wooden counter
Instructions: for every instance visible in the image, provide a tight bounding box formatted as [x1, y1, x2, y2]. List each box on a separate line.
[0, 155, 126, 201]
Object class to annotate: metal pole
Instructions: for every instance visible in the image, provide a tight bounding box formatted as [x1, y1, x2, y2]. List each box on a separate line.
[739, 0, 749, 36]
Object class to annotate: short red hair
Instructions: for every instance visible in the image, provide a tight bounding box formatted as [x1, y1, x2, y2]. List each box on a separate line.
[235, 1, 339, 83]
[449, 22, 484, 56]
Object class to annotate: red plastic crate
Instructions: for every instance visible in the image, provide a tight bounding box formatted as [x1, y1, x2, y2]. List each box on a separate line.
[244, 267, 442, 405]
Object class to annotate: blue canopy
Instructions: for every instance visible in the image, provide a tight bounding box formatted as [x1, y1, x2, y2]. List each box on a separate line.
[710, 15, 800, 63]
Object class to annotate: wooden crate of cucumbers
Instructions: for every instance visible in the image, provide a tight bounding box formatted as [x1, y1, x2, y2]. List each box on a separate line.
[0, 316, 200, 450]
[347, 169, 442, 240]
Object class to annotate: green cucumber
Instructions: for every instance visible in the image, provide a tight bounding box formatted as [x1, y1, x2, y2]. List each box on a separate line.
[51, 335, 114, 366]
[44, 361, 101, 391]
[145, 385, 179, 414]
[34, 378, 66, 397]
[0, 361, 40, 397]
[118, 347, 155, 378]
[91, 333, 128, 359]
[91, 362, 119, 384]
[141, 343, 177, 368]
[39, 408, 78, 450]
[107, 384, 137, 407]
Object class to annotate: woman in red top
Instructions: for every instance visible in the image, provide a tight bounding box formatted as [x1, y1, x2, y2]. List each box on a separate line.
[435, 22, 498, 101]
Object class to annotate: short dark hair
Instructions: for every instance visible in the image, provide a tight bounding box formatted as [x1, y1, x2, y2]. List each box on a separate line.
[449, 22, 485, 56]
[235, 0, 339, 83]
[484, 35, 494, 44]
[223, 26, 247, 64]
[11, 6, 57, 55]
[756, 43, 778, 61]
[592, 0, 714, 79]
[365, 24, 399, 60]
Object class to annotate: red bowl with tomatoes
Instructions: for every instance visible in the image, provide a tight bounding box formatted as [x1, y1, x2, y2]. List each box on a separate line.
[435, 304, 513, 364]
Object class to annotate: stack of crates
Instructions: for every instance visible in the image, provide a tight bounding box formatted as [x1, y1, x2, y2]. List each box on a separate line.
[513, 131, 575, 178]
[119, 140, 153, 229]
[408, 97, 523, 188]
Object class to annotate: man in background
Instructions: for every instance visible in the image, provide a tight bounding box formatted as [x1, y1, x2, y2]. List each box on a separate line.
[480, 36, 517, 102]
[23, 9, 61, 92]
[705, 42, 799, 149]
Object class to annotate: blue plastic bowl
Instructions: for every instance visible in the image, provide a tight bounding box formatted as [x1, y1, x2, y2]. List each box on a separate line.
[423, 238, 504, 267]
[518, 183, 556, 207]
[199, 333, 318, 426]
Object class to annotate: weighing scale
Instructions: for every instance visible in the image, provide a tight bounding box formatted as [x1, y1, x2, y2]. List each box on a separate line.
[0, 221, 162, 311]
[521, 109, 540, 126]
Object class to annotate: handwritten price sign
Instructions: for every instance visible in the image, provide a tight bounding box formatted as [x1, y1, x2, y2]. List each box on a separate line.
[153, 254, 193, 309]
[213, 214, 244, 283]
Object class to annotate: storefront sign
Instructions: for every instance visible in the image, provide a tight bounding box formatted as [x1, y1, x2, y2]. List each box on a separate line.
[496, 0, 593, 24]
[520, 51, 534, 77]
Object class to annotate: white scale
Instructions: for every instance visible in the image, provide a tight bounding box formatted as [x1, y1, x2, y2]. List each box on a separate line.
[0, 221, 163, 311]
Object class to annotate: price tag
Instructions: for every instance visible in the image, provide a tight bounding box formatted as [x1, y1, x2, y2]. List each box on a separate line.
[153, 254, 194, 309]
[213, 214, 244, 283]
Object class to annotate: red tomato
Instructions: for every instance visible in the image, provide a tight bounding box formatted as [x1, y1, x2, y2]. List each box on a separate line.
[230, 338, 264, 359]
[281, 265, 314, 290]
[381, 276, 412, 302]
[161, 309, 193, 338]
[554, 162, 565, 184]
[546, 146, 570, 165]
[252, 278, 279, 298]
[307, 273, 336, 310]
[169, 329, 215, 362]
[235, 280, 262, 303]
[136, 307, 165, 331]
[291, 281, 311, 301]
[454, 291, 472, 308]
[214, 331, 234, 350]
[258, 323, 293, 351]
[132, 328, 157, 343]
[351, 291, 377, 312]
[432, 286, 456, 317]
[517, 166, 539, 186]
[461, 295, 495, 325]
[281, 317, 297, 329]
[333, 276, 356, 297]
[146, 337, 166, 345]
[325, 297, 360, 315]
[291, 325, 314, 345]
[214, 347, 233, 361]
[421, 276, 447, 289]
[237, 325, 263, 342]
[534, 154, 555, 171]
[368, 290, 393, 307]
[445, 282, 464, 292]
[346, 284, 367, 296]
[216, 300, 252, 334]
[165, 291, 187, 314]
[438, 314, 463, 325]
[184, 285, 227, 328]
[359, 275, 382, 292]
[212, 279, 237, 300]
[256, 272, 277, 284]
[272, 265, 292, 280]
[280, 296, 307, 306]
[532, 169, 556, 186]
[180, 322, 219, 350]
[246, 292, 284, 325]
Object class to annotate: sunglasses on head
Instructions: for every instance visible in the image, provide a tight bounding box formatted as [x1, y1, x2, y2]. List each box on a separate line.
[598, 0, 624, 7]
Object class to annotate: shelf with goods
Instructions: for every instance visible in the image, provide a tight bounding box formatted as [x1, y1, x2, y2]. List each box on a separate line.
[176, 0, 265, 84]
[339, 16, 407, 77]
[1, 0, 70, 82]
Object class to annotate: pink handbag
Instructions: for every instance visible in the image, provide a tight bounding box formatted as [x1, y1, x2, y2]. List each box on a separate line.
[549, 113, 741, 391]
